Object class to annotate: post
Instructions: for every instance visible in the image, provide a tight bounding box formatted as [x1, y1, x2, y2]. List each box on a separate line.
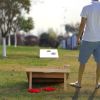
[63, 65, 70, 91]
[64, 73, 67, 91]
[29, 72, 32, 89]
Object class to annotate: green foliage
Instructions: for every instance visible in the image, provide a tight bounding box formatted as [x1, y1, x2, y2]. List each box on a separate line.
[65, 24, 75, 33]
[39, 32, 59, 48]
[39, 32, 50, 47]
[48, 28, 57, 39]
[0, 0, 31, 37]
[65, 23, 80, 34]
[18, 17, 34, 32]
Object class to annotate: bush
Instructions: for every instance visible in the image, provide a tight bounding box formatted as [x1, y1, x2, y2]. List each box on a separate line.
[39, 32, 59, 48]
[24, 35, 39, 46]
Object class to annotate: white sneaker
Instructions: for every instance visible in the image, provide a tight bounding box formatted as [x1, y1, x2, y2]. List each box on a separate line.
[95, 83, 100, 89]
[69, 81, 81, 88]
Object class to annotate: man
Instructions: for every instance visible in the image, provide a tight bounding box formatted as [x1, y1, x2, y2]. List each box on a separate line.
[70, 0, 100, 89]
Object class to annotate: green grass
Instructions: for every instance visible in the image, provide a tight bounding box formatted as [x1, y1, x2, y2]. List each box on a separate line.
[0, 46, 100, 100]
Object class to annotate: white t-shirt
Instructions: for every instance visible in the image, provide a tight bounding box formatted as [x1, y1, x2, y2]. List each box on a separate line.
[81, 1, 100, 42]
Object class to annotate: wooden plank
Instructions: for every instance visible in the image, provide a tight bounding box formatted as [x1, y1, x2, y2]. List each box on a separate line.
[27, 72, 64, 78]
[25, 68, 70, 73]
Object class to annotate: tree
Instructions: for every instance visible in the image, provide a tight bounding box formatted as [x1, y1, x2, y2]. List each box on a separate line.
[48, 28, 59, 48]
[65, 23, 80, 34]
[48, 28, 57, 39]
[65, 24, 76, 34]
[39, 29, 59, 48]
[39, 32, 50, 47]
[18, 16, 34, 33]
[12, 16, 34, 47]
[0, 0, 31, 57]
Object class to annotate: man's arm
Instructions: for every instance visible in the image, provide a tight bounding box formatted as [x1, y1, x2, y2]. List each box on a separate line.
[77, 17, 87, 44]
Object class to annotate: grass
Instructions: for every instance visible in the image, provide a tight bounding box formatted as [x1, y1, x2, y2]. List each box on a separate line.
[0, 45, 100, 100]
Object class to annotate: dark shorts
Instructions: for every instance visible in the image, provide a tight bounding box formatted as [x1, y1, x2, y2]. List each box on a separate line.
[79, 41, 100, 64]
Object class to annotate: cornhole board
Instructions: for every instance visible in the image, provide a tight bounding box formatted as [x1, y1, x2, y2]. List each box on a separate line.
[39, 49, 59, 58]
[25, 66, 70, 91]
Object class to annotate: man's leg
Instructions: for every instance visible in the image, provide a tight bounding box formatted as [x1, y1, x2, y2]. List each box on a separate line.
[77, 41, 93, 85]
[93, 42, 100, 88]
[70, 41, 93, 88]
[96, 63, 100, 85]
[77, 63, 86, 86]
[69, 63, 85, 88]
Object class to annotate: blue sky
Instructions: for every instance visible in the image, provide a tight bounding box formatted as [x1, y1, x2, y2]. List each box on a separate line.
[28, 0, 90, 35]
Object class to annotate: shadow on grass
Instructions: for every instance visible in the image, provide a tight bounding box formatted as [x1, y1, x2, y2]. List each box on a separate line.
[88, 89, 98, 100]
[71, 87, 99, 100]
[7, 54, 39, 59]
[72, 88, 80, 100]
[0, 82, 28, 95]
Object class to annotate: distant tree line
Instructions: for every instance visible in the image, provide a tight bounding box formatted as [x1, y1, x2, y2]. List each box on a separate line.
[5, 22, 79, 48]
[5, 31, 59, 48]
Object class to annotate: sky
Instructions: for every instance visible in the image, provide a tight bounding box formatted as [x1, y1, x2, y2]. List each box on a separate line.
[28, 0, 91, 35]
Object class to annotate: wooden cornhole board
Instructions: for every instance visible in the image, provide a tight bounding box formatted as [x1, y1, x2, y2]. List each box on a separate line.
[26, 66, 70, 91]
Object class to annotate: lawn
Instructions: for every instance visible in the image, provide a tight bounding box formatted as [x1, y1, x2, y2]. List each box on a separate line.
[0, 46, 100, 100]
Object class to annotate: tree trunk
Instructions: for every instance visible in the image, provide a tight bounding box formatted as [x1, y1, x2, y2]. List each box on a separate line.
[14, 32, 17, 47]
[2, 37, 6, 57]
[8, 34, 11, 46]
